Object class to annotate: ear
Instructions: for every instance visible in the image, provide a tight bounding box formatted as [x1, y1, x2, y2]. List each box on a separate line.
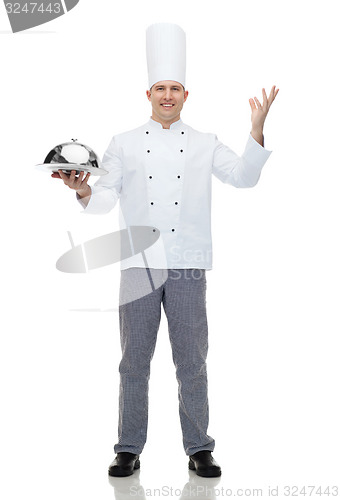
[184, 90, 189, 102]
[146, 89, 151, 101]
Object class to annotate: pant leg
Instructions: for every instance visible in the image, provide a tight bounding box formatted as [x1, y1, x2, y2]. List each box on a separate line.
[162, 269, 215, 456]
[114, 268, 164, 455]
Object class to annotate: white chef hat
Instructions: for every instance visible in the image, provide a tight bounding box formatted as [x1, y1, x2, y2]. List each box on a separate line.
[146, 23, 186, 89]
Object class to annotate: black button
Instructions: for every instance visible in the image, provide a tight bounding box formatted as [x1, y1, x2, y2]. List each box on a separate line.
[146, 131, 149, 134]
[152, 229, 156, 232]
[147, 150, 150, 153]
[151, 202, 154, 205]
[181, 131, 185, 134]
[180, 149, 183, 153]
[175, 202, 178, 205]
[149, 176, 152, 179]
[172, 229, 175, 232]
[177, 175, 181, 178]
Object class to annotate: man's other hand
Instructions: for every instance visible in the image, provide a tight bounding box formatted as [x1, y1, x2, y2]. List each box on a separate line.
[51, 169, 91, 198]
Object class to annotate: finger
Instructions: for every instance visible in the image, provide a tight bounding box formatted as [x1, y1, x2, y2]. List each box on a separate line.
[268, 85, 277, 103]
[77, 171, 85, 186]
[58, 169, 69, 182]
[254, 96, 262, 108]
[268, 86, 279, 107]
[262, 88, 268, 105]
[69, 170, 76, 184]
[82, 171, 91, 184]
[51, 172, 63, 178]
[249, 98, 256, 111]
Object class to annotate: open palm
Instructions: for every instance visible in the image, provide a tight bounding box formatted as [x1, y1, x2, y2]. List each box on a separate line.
[249, 85, 279, 132]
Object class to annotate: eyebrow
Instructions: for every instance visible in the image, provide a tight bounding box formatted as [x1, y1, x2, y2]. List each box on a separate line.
[154, 85, 181, 89]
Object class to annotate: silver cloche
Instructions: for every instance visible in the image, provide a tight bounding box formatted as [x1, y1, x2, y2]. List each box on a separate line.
[36, 139, 108, 176]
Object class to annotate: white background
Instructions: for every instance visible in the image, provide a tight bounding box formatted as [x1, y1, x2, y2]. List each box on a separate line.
[1, 0, 339, 498]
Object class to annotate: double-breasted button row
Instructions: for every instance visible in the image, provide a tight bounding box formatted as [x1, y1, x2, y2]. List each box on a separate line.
[145, 128, 184, 236]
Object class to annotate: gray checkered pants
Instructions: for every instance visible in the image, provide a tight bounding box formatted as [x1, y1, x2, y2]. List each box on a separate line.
[114, 268, 215, 456]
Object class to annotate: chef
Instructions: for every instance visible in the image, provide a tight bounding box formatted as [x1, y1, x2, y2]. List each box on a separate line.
[55, 23, 278, 478]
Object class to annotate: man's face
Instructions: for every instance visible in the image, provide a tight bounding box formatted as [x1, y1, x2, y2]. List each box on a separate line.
[146, 81, 189, 125]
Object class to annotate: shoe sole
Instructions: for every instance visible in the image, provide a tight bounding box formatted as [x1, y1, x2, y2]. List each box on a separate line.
[108, 459, 140, 477]
[189, 458, 221, 477]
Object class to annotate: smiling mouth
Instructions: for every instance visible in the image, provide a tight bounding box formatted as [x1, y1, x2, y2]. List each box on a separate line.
[161, 104, 174, 107]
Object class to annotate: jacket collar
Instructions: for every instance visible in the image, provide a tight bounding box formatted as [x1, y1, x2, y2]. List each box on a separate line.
[147, 117, 184, 131]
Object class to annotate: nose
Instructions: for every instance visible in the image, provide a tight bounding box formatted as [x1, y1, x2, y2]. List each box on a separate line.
[165, 88, 172, 100]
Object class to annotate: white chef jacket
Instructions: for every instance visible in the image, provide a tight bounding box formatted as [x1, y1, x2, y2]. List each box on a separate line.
[78, 118, 272, 270]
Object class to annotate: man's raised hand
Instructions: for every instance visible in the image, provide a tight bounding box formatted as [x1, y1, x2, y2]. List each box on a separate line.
[249, 85, 279, 144]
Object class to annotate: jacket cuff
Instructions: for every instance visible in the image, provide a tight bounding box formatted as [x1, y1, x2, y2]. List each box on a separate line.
[244, 133, 272, 164]
[76, 185, 119, 214]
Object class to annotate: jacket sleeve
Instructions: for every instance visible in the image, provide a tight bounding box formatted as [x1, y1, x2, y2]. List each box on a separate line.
[77, 136, 123, 214]
[212, 133, 272, 187]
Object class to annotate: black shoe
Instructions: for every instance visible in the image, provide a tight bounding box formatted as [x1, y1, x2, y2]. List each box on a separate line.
[189, 450, 221, 477]
[108, 452, 140, 477]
